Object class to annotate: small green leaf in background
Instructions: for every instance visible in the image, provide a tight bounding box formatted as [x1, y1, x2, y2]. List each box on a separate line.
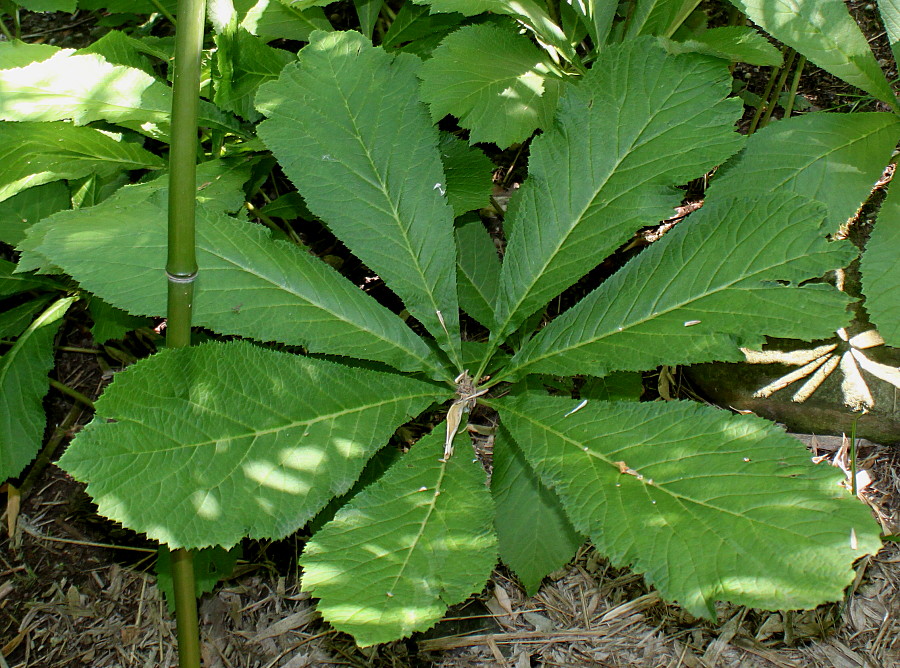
[257, 30, 462, 367]
[155, 544, 242, 611]
[728, 0, 897, 107]
[0, 296, 75, 481]
[0, 181, 70, 246]
[59, 340, 447, 549]
[275, 0, 330, 11]
[0, 40, 60, 69]
[662, 26, 784, 66]
[419, 23, 563, 148]
[236, 0, 332, 42]
[439, 133, 494, 216]
[566, 0, 615, 47]
[353, 0, 383, 39]
[878, 0, 900, 66]
[70, 171, 133, 210]
[77, 30, 159, 74]
[509, 193, 856, 379]
[492, 425, 583, 595]
[88, 297, 153, 343]
[494, 38, 743, 341]
[624, 0, 702, 39]
[0, 121, 165, 202]
[78, 0, 178, 16]
[455, 218, 500, 329]
[0, 297, 54, 340]
[381, 2, 463, 51]
[0, 51, 240, 139]
[214, 29, 295, 121]
[14, 0, 76, 13]
[412, 0, 577, 63]
[579, 371, 643, 402]
[0, 258, 64, 297]
[300, 428, 498, 646]
[861, 182, 900, 346]
[707, 112, 900, 227]
[258, 192, 312, 221]
[498, 394, 883, 617]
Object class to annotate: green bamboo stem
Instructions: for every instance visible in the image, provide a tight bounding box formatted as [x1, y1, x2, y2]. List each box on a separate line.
[166, 0, 207, 660]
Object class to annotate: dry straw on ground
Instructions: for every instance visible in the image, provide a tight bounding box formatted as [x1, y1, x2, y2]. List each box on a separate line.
[1, 433, 898, 668]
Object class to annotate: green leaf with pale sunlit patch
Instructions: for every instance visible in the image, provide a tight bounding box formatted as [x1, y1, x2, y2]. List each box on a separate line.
[59, 340, 447, 549]
[300, 427, 497, 646]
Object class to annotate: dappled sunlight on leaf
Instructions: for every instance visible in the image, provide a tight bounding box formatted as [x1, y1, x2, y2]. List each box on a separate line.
[59, 341, 446, 548]
[256, 30, 462, 368]
[244, 460, 314, 494]
[300, 428, 497, 646]
[19, 177, 441, 372]
[419, 23, 562, 148]
[498, 394, 882, 618]
[509, 193, 855, 379]
[0, 52, 240, 138]
[190, 490, 224, 520]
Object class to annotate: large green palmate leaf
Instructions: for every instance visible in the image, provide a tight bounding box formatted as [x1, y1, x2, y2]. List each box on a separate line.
[0, 50, 240, 139]
[59, 340, 447, 548]
[497, 394, 882, 617]
[861, 182, 900, 346]
[1, 296, 75, 481]
[0, 121, 165, 202]
[508, 193, 856, 379]
[493, 38, 743, 342]
[21, 183, 443, 375]
[707, 112, 900, 227]
[727, 0, 897, 107]
[418, 23, 563, 148]
[300, 427, 498, 646]
[257, 31, 462, 368]
[492, 424, 583, 595]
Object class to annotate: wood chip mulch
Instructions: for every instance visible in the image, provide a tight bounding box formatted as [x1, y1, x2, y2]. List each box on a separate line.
[2, 432, 898, 668]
